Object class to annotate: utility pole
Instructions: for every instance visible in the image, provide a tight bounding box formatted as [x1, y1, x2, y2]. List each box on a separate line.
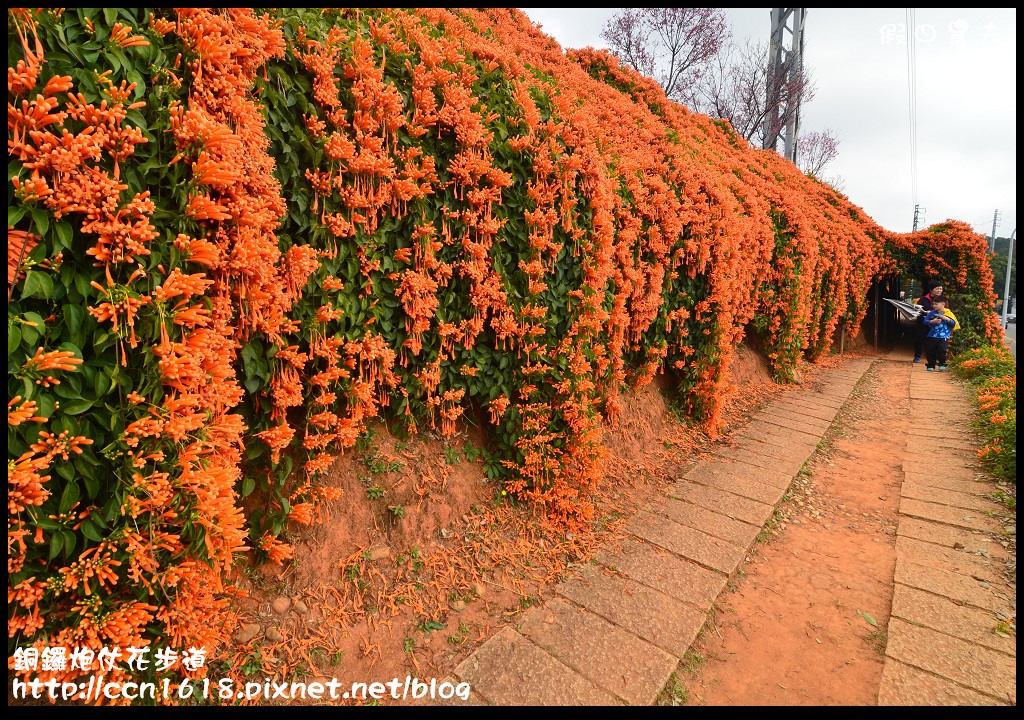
[912, 204, 923, 232]
[764, 8, 807, 163]
[989, 209, 1001, 253]
[1002, 229, 1015, 327]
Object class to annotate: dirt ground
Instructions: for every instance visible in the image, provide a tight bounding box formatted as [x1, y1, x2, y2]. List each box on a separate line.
[681, 360, 907, 705]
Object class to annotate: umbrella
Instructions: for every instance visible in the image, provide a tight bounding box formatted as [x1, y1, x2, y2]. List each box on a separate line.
[885, 298, 924, 320]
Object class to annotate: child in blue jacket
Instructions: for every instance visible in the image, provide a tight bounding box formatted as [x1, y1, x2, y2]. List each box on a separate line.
[923, 296, 957, 371]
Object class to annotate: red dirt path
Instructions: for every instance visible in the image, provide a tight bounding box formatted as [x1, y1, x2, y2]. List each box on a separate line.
[682, 361, 906, 705]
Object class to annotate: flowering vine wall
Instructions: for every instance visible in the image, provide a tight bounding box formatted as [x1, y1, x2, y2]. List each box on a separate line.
[7, 8, 1004, 689]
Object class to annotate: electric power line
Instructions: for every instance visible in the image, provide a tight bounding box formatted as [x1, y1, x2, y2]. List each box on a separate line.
[905, 8, 919, 224]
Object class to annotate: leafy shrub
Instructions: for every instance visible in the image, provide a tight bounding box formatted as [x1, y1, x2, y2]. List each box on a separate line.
[950, 345, 1016, 481]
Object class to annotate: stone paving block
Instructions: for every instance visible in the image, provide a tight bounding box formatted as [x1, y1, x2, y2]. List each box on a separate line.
[713, 446, 804, 476]
[786, 393, 844, 409]
[910, 394, 974, 406]
[753, 403, 831, 426]
[627, 510, 744, 575]
[908, 438, 979, 453]
[739, 420, 821, 446]
[781, 387, 849, 404]
[899, 498, 998, 532]
[900, 482, 996, 512]
[684, 464, 786, 505]
[771, 400, 839, 422]
[703, 452, 800, 486]
[754, 410, 831, 437]
[903, 454, 984, 472]
[912, 397, 967, 410]
[734, 433, 817, 461]
[806, 389, 856, 399]
[758, 403, 834, 427]
[717, 439, 804, 464]
[518, 598, 678, 706]
[885, 618, 1016, 702]
[670, 479, 774, 527]
[597, 535, 728, 608]
[557, 564, 706, 659]
[894, 557, 1011, 614]
[895, 535, 1000, 581]
[890, 584, 1016, 656]
[648, 497, 760, 549]
[904, 466, 993, 491]
[878, 660, 1006, 706]
[907, 424, 978, 440]
[773, 393, 843, 412]
[896, 517, 995, 552]
[909, 391, 960, 400]
[901, 473, 993, 497]
[687, 460, 792, 489]
[454, 627, 621, 706]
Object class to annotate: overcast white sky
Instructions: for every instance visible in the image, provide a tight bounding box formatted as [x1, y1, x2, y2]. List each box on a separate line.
[520, 8, 1016, 237]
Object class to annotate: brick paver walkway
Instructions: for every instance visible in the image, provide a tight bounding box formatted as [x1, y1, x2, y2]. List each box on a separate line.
[878, 364, 1016, 706]
[450, 357, 875, 705]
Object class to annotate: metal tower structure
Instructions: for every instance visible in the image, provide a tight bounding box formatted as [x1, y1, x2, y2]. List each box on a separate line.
[763, 8, 807, 163]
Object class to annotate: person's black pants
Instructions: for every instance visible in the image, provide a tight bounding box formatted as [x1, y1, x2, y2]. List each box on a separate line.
[924, 336, 948, 369]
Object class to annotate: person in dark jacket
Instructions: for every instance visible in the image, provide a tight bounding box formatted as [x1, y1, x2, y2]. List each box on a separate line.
[913, 282, 947, 362]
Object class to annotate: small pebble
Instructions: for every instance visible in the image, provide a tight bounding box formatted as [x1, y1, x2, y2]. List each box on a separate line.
[233, 623, 261, 645]
[271, 596, 291, 614]
[367, 546, 391, 561]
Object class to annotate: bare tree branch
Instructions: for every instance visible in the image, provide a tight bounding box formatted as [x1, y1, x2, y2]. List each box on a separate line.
[601, 8, 833, 169]
[689, 38, 815, 147]
[798, 129, 840, 176]
[602, 8, 729, 107]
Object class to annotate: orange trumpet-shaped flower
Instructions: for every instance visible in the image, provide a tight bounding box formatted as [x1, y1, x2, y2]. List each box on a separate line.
[109, 23, 150, 48]
[21, 347, 83, 374]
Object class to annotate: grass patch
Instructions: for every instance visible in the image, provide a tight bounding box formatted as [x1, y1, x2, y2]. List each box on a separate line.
[991, 490, 1016, 510]
[656, 671, 689, 706]
[681, 648, 705, 675]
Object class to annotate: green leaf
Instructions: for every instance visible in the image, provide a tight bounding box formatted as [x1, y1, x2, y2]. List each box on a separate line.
[54, 221, 74, 250]
[60, 399, 95, 416]
[34, 516, 61, 531]
[241, 476, 256, 498]
[127, 70, 146, 100]
[82, 467, 100, 499]
[74, 272, 94, 299]
[80, 518, 104, 542]
[22, 271, 54, 300]
[63, 530, 78, 557]
[8, 325, 21, 355]
[60, 482, 81, 514]
[64, 304, 85, 335]
[30, 207, 50, 236]
[94, 371, 112, 397]
[49, 531, 64, 560]
[861, 611, 878, 628]
[8, 205, 27, 227]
